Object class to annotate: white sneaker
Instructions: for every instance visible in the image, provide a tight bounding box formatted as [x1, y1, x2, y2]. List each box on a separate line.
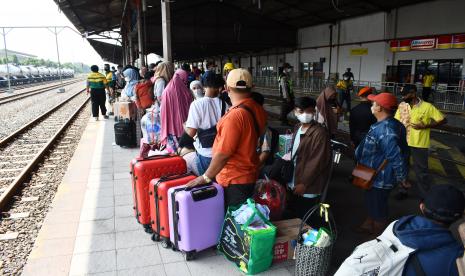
[93, 117, 99, 121]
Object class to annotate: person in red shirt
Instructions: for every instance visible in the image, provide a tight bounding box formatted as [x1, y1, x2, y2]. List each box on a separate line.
[187, 69, 267, 207]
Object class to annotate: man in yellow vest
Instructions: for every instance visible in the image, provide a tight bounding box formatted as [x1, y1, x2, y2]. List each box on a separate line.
[104, 63, 115, 115]
[395, 84, 446, 199]
[422, 70, 435, 102]
[86, 65, 110, 121]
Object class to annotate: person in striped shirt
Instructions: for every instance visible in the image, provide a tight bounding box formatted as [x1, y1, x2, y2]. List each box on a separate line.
[86, 65, 110, 121]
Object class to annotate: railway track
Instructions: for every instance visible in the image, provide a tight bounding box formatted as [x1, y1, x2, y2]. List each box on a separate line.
[0, 78, 82, 105]
[0, 89, 89, 211]
[0, 79, 74, 94]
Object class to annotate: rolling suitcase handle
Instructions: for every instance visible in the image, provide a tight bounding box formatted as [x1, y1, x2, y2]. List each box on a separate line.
[184, 182, 212, 191]
[153, 173, 196, 237]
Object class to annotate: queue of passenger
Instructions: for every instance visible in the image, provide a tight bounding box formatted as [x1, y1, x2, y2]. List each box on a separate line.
[86, 61, 463, 276]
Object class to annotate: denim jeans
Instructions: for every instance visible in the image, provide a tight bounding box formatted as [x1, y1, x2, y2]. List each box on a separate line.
[196, 153, 212, 176]
[365, 187, 391, 221]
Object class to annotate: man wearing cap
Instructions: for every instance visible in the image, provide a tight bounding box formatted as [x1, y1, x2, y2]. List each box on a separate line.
[336, 184, 464, 275]
[349, 87, 377, 148]
[394, 184, 465, 276]
[187, 69, 267, 207]
[279, 63, 294, 125]
[395, 84, 446, 199]
[355, 92, 409, 235]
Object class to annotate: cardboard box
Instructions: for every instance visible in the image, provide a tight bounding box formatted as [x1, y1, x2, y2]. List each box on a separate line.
[114, 101, 137, 121]
[272, 218, 310, 263]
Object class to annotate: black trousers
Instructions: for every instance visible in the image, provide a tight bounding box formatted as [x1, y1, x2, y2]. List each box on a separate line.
[224, 183, 255, 208]
[411, 147, 431, 197]
[280, 99, 294, 123]
[284, 191, 320, 220]
[422, 87, 432, 102]
[338, 89, 351, 111]
[90, 89, 107, 117]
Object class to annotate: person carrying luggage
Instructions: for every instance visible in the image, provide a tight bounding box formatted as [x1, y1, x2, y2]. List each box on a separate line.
[86, 65, 110, 121]
[187, 69, 267, 208]
[355, 92, 409, 236]
[185, 74, 227, 175]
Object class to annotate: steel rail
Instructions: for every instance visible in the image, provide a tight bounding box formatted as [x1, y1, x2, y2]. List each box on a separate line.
[0, 89, 86, 147]
[0, 90, 89, 211]
[0, 79, 82, 105]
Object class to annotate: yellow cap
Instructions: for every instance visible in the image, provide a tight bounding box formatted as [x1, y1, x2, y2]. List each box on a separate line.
[226, 69, 253, 89]
[223, 62, 235, 71]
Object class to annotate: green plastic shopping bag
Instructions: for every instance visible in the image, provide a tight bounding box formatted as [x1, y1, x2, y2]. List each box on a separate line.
[218, 198, 277, 275]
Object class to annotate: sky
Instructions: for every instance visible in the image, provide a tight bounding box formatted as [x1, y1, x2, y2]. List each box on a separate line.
[0, 0, 105, 66]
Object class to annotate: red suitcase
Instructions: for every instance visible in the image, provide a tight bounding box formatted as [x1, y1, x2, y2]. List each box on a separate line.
[148, 173, 197, 247]
[130, 155, 187, 231]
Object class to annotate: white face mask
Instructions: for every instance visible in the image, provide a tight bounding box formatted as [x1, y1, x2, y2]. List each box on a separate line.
[370, 104, 378, 115]
[192, 88, 204, 99]
[124, 76, 130, 82]
[296, 112, 314, 123]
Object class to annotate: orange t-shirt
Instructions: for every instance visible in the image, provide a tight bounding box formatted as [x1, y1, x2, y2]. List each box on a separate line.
[213, 97, 267, 186]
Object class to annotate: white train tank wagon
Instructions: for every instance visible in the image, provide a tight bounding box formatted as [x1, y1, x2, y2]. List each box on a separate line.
[0, 64, 23, 85]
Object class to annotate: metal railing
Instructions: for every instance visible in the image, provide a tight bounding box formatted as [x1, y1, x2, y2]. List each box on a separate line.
[253, 76, 465, 112]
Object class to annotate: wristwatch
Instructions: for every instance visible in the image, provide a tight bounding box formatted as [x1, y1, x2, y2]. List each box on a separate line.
[202, 174, 212, 183]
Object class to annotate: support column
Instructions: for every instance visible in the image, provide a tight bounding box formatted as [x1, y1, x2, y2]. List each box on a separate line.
[161, 0, 172, 62]
[328, 24, 333, 81]
[1, 28, 12, 93]
[137, 3, 145, 67]
[128, 34, 134, 65]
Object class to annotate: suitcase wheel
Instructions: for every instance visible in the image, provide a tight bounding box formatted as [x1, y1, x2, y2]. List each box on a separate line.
[144, 225, 153, 234]
[161, 239, 171, 249]
[151, 233, 160, 242]
[184, 251, 195, 261]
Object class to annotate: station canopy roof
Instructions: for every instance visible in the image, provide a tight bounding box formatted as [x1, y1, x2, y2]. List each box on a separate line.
[56, 0, 430, 61]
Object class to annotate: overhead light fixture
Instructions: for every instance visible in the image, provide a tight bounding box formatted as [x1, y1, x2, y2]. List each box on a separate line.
[148, 5, 153, 8]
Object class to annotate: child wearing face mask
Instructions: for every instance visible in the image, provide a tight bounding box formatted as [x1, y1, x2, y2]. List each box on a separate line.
[283, 97, 332, 220]
[189, 80, 204, 100]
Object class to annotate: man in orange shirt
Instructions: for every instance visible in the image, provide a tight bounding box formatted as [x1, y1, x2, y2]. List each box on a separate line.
[187, 69, 267, 207]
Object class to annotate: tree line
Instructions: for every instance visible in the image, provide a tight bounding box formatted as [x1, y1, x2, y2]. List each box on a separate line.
[0, 55, 90, 73]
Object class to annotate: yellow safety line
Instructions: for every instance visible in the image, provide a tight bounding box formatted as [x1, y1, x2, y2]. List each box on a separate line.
[429, 157, 446, 176]
[448, 147, 465, 179]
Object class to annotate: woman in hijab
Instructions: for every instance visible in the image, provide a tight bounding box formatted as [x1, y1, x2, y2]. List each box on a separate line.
[121, 68, 139, 101]
[316, 86, 341, 136]
[138, 62, 174, 153]
[151, 62, 174, 104]
[160, 69, 194, 153]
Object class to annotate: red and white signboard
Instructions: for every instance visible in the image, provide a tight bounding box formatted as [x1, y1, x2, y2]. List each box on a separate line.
[410, 38, 436, 50]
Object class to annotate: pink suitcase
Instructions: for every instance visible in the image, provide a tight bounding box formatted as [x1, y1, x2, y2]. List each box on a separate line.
[167, 183, 224, 260]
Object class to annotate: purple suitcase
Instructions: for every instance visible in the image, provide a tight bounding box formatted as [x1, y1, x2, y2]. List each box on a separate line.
[167, 183, 224, 260]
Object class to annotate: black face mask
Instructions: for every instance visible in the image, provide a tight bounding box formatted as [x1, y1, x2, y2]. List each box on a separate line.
[404, 97, 414, 104]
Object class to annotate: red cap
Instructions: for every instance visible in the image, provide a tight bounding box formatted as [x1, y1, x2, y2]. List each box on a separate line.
[367, 92, 398, 111]
[358, 86, 373, 97]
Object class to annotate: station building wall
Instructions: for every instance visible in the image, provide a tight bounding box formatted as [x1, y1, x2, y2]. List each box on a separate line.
[248, 0, 465, 83]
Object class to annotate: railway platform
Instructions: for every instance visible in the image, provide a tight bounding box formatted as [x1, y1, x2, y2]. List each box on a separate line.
[21, 117, 295, 276]
[20, 99, 465, 275]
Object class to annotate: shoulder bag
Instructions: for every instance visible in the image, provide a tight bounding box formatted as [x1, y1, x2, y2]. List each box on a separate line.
[196, 99, 226, 148]
[351, 160, 388, 190]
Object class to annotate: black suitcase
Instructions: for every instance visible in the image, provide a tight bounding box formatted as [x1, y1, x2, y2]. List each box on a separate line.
[114, 120, 137, 147]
